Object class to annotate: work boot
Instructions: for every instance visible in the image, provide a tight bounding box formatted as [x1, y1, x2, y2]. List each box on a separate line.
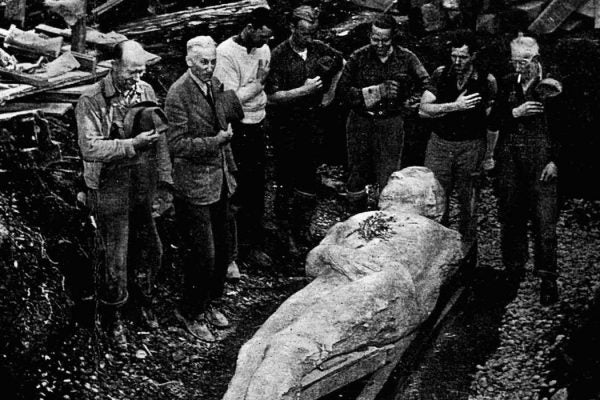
[245, 248, 273, 269]
[140, 306, 159, 330]
[175, 309, 216, 342]
[101, 310, 128, 349]
[291, 189, 317, 247]
[204, 304, 229, 329]
[540, 276, 559, 306]
[345, 189, 368, 215]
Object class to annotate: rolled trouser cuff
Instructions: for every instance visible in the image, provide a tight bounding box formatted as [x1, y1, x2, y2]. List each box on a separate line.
[99, 291, 128, 308]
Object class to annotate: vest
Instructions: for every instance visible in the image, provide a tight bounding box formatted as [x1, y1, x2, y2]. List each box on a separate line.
[433, 67, 490, 141]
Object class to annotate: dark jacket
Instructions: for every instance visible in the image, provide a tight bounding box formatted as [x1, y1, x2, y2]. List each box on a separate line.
[165, 71, 243, 205]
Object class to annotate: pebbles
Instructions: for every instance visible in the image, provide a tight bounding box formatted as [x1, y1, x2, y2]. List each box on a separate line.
[469, 194, 600, 399]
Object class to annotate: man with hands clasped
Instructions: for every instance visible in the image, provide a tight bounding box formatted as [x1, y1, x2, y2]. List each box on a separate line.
[165, 36, 244, 341]
[419, 34, 497, 262]
[488, 33, 562, 305]
[266, 5, 344, 250]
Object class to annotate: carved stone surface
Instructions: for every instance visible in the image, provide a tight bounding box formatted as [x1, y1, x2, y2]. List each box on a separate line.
[222, 167, 463, 400]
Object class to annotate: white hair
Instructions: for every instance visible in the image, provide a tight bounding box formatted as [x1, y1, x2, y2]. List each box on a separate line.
[186, 36, 217, 56]
[510, 32, 539, 57]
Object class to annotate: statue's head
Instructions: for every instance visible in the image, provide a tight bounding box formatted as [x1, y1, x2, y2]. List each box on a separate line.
[378, 166, 446, 221]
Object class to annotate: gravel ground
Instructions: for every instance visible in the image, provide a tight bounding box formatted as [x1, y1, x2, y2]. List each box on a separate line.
[468, 191, 600, 400]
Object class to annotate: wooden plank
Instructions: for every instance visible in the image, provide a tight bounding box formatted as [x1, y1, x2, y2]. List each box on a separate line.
[35, 24, 127, 53]
[0, 102, 73, 117]
[300, 341, 408, 400]
[528, 0, 591, 33]
[28, 83, 96, 103]
[595, 0, 600, 27]
[576, 0, 594, 17]
[115, 0, 269, 38]
[0, 68, 50, 87]
[92, 0, 126, 16]
[0, 61, 111, 104]
[71, 51, 97, 72]
[350, 0, 396, 11]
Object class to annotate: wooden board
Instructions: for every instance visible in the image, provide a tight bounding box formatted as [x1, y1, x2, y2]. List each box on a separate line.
[115, 0, 269, 38]
[529, 0, 591, 33]
[350, 0, 396, 11]
[0, 68, 50, 87]
[0, 102, 73, 117]
[28, 83, 96, 103]
[92, 0, 126, 16]
[0, 61, 111, 104]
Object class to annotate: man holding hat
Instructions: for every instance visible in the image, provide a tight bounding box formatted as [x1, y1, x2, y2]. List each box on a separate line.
[77, 40, 172, 346]
[337, 13, 431, 213]
[488, 33, 563, 305]
[266, 4, 344, 250]
[165, 36, 244, 342]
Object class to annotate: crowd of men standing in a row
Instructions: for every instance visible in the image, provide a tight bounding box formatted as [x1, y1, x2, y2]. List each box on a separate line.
[76, 5, 562, 346]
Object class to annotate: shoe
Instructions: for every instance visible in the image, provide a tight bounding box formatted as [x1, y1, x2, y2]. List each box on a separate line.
[540, 277, 559, 306]
[109, 318, 128, 349]
[246, 249, 273, 269]
[140, 306, 159, 330]
[226, 261, 241, 282]
[175, 309, 216, 342]
[204, 305, 229, 328]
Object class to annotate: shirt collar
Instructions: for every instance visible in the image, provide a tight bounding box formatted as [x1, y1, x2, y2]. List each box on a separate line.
[104, 72, 142, 100]
[188, 69, 211, 95]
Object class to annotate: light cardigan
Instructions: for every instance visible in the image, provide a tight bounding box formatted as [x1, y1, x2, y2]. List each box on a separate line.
[214, 37, 270, 124]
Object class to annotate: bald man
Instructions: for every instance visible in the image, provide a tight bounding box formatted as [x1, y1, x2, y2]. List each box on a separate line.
[165, 36, 243, 342]
[77, 40, 172, 346]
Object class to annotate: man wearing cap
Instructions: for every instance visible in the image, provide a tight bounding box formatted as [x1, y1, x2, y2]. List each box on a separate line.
[213, 7, 274, 269]
[165, 36, 244, 342]
[419, 33, 497, 262]
[337, 13, 431, 212]
[266, 4, 344, 251]
[77, 40, 172, 346]
[488, 34, 563, 305]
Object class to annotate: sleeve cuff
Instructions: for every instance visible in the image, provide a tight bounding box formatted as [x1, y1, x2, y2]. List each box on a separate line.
[124, 139, 137, 158]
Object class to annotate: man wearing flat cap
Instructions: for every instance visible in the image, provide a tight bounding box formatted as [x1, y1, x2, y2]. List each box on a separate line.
[77, 40, 173, 347]
[337, 13, 431, 212]
[166, 36, 244, 342]
[266, 4, 344, 251]
[488, 33, 564, 305]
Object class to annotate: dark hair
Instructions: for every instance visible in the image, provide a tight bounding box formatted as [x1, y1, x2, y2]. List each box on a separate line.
[447, 32, 478, 55]
[372, 14, 397, 35]
[245, 7, 274, 30]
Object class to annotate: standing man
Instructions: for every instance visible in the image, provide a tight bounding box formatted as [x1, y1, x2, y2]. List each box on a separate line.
[337, 13, 431, 212]
[213, 7, 274, 268]
[419, 34, 497, 259]
[77, 40, 172, 346]
[266, 4, 344, 248]
[489, 33, 562, 305]
[165, 36, 244, 341]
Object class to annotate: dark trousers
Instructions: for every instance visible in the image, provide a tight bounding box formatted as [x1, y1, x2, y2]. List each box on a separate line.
[424, 133, 485, 247]
[174, 189, 232, 318]
[271, 108, 325, 196]
[346, 110, 405, 192]
[497, 134, 558, 278]
[88, 165, 162, 308]
[230, 121, 266, 246]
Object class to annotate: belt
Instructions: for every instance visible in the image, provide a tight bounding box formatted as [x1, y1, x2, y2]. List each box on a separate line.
[359, 110, 402, 119]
